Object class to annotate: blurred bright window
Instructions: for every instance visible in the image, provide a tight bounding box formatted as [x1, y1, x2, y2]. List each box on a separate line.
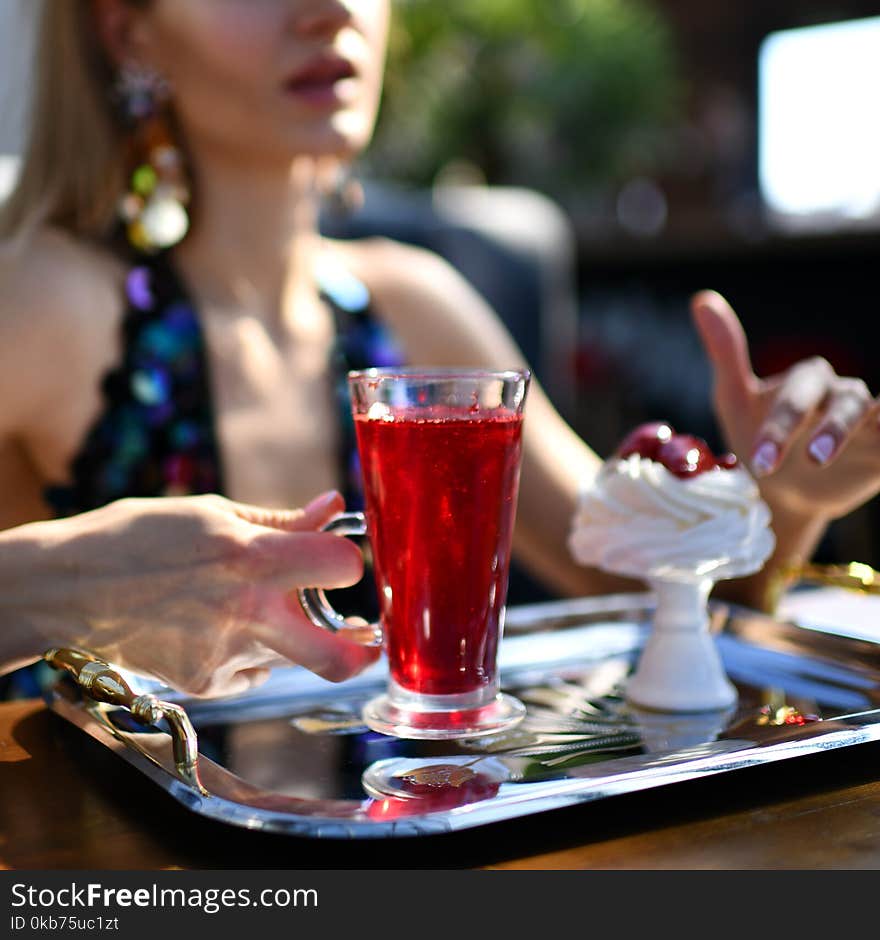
[759, 15, 880, 231]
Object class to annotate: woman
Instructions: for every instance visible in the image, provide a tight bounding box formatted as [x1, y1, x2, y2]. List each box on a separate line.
[1, 0, 878, 688]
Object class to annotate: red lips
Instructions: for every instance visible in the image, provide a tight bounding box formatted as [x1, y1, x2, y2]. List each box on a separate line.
[285, 54, 355, 91]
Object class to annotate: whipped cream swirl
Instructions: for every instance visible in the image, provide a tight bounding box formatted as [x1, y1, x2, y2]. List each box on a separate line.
[569, 454, 775, 581]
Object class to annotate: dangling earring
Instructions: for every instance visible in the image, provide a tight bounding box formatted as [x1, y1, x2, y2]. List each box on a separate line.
[115, 63, 190, 253]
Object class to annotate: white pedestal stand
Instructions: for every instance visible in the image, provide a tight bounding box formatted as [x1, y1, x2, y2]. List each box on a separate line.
[625, 578, 737, 713]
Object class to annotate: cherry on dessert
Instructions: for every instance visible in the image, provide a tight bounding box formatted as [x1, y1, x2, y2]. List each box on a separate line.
[615, 421, 674, 460]
[717, 453, 738, 470]
[656, 433, 716, 477]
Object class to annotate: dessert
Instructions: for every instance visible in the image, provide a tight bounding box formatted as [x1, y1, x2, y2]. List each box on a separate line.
[569, 421, 776, 713]
[569, 422, 774, 582]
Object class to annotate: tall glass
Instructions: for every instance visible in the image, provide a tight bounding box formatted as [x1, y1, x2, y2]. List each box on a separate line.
[299, 368, 530, 739]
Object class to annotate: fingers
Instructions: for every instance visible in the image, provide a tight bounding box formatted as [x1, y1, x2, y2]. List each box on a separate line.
[751, 357, 833, 475]
[225, 667, 272, 697]
[752, 361, 874, 474]
[246, 529, 364, 590]
[189, 667, 272, 699]
[691, 291, 759, 403]
[805, 377, 873, 466]
[257, 591, 381, 682]
[227, 490, 345, 532]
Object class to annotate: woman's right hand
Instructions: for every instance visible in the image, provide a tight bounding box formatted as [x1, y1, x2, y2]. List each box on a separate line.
[1, 491, 379, 696]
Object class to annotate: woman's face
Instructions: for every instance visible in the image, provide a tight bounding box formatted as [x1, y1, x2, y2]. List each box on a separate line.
[119, 0, 390, 167]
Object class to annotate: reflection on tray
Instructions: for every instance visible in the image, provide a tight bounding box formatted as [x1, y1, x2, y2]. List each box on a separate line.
[47, 594, 880, 838]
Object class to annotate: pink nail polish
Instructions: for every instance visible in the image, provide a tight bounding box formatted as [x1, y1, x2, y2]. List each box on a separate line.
[751, 440, 779, 476]
[808, 432, 836, 465]
[305, 490, 340, 512]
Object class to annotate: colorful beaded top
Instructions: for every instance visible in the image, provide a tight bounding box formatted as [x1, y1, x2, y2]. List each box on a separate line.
[43, 249, 405, 517]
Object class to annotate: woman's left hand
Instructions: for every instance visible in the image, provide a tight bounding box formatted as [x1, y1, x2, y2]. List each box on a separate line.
[692, 290, 880, 523]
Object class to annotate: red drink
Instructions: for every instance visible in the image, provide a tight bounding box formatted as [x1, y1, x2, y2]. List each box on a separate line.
[355, 408, 524, 696]
[298, 369, 530, 739]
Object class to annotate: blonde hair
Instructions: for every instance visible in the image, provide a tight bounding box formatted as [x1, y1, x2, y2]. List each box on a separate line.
[0, 1, 128, 244]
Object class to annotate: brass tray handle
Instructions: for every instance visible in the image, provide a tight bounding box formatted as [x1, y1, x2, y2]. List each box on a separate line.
[783, 561, 880, 595]
[44, 648, 207, 795]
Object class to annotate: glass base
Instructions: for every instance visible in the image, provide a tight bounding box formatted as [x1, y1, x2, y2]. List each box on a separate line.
[362, 691, 526, 740]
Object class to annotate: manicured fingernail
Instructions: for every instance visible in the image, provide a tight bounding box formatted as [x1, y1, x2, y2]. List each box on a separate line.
[693, 302, 727, 344]
[808, 432, 836, 465]
[305, 490, 340, 512]
[751, 440, 779, 477]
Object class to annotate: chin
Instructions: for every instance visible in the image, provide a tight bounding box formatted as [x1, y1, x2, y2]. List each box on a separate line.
[284, 113, 375, 160]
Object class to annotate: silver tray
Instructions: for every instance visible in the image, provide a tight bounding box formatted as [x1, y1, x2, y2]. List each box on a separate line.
[46, 592, 880, 839]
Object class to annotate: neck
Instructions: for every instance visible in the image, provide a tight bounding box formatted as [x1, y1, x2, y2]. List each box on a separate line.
[173, 154, 327, 317]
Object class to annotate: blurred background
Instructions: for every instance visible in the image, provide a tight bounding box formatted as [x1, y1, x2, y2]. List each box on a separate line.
[363, 0, 880, 576]
[2, 0, 880, 574]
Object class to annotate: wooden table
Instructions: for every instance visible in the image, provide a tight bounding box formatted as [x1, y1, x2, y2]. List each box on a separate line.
[3, 697, 880, 870]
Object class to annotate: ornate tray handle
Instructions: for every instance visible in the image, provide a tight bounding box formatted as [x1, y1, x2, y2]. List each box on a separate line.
[786, 561, 880, 594]
[765, 561, 880, 609]
[44, 648, 206, 795]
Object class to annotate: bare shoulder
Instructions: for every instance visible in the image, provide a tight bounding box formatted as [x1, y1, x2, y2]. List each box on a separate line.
[0, 227, 123, 342]
[0, 228, 124, 426]
[328, 236, 457, 301]
[326, 237, 526, 367]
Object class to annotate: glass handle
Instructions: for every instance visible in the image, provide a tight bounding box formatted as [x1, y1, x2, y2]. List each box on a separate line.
[296, 511, 383, 647]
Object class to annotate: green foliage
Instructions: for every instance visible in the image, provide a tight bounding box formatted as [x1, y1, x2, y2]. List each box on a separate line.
[368, 0, 681, 199]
